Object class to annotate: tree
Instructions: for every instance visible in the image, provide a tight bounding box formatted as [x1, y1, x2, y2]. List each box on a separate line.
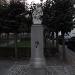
[0, 2, 9, 45]
[43, 0, 74, 60]
[0, 0, 7, 5]
[43, 0, 57, 52]
[53, 0, 74, 60]
[5, 0, 32, 59]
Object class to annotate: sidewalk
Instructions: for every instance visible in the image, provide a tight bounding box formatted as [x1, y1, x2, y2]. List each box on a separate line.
[0, 59, 29, 75]
[1, 45, 75, 75]
[0, 60, 14, 75]
[5, 59, 75, 75]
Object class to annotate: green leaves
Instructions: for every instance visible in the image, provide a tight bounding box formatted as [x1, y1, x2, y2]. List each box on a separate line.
[43, 0, 74, 34]
[0, 1, 32, 33]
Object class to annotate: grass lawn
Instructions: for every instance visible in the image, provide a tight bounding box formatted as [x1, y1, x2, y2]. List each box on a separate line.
[16, 40, 31, 48]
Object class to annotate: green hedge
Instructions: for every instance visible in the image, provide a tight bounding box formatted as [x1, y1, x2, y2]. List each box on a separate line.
[16, 41, 31, 47]
[0, 47, 31, 59]
[0, 47, 59, 59]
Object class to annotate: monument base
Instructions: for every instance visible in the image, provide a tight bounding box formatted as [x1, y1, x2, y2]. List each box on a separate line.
[30, 58, 46, 68]
[31, 24, 46, 67]
[30, 24, 46, 75]
[30, 67, 47, 75]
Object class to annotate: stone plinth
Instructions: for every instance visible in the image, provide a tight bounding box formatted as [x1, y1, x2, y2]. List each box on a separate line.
[30, 67, 47, 75]
[30, 24, 46, 68]
[30, 23, 46, 75]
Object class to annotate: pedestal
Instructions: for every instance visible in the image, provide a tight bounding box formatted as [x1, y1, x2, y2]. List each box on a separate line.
[30, 24, 46, 75]
[30, 67, 47, 75]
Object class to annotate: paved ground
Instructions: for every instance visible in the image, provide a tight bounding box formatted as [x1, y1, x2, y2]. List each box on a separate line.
[0, 45, 75, 75]
[5, 59, 75, 75]
[0, 60, 14, 75]
[0, 58, 75, 75]
[0, 60, 29, 75]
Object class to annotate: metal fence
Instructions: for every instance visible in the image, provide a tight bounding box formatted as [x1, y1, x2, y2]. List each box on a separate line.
[0, 32, 31, 59]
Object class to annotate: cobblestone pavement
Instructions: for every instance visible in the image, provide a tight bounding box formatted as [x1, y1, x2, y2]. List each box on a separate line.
[47, 66, 75, 75]
[5, 57, 75, 75]
[0, 60, 29, 75]
[0, 58, 75, 75]
[0, 60, 15, 75]
[6, 64, 75, 75]
[1, 45, 75, 75]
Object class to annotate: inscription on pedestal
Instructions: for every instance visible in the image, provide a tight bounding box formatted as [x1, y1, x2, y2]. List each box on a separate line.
[35, 41, 39, 48]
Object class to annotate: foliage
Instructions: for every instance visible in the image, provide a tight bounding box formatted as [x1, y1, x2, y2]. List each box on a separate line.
[0, 0, 32, 33]
[6, 1, 27, 32]
[43, 0, 74, 34]
[0, 4, 9, 32]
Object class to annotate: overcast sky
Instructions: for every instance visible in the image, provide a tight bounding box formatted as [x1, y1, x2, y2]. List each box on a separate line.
[7, 0, 46, 4]
[27, 0, 46, 4]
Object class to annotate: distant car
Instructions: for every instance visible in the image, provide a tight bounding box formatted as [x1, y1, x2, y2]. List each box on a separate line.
[67, 37, 75, 51]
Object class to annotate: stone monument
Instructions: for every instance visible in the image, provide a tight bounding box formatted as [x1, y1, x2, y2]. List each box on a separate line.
[32, 4, 43, 25]
[30, 4, 46, 75]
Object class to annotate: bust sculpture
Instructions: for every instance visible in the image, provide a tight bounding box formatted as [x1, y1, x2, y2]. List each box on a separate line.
[32, 4, 43, 24]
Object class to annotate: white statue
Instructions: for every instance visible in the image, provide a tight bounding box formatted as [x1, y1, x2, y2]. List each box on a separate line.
[32, 4, 43, 24]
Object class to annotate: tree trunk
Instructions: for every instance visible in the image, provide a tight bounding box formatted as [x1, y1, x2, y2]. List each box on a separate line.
[14, 33, 18, 60]
[43, 31, 46, 57]
[52, 32, 54, 47]
[7, 33, 9, 46]
[62, 33, 66, 61]
[44, 30, 46, 49]
[0, 32, 1, 45]
[56, 32, 59, 54]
